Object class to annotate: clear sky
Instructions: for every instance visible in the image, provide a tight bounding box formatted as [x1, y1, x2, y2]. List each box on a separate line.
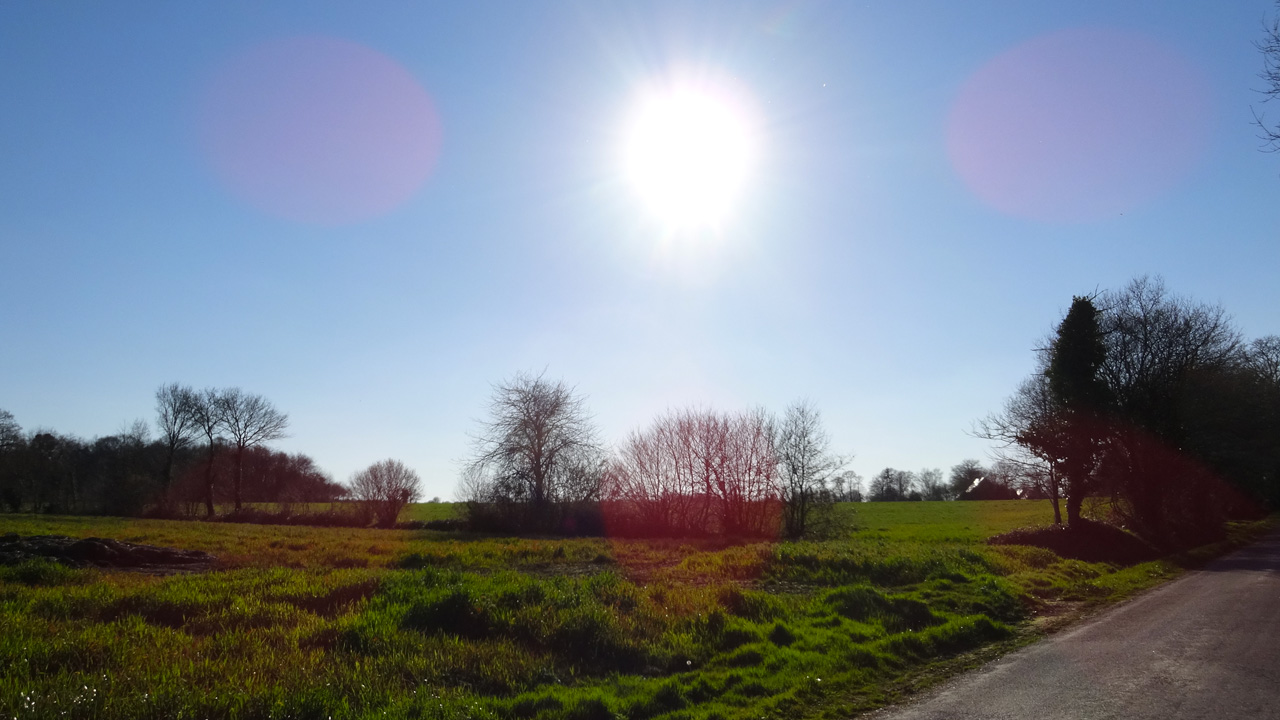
[2, 1, 1277, 499]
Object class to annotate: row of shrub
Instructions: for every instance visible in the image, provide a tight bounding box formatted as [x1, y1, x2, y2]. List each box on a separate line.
[463, 499, 821, 540]
[179, 499, 797, 539]
[138, 504, 461, 532]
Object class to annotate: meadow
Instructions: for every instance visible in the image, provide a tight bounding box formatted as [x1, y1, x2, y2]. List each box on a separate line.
[0, 502, 1264, 720]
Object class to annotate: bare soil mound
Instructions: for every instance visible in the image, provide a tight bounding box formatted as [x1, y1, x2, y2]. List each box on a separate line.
[0, 533, 215, 573]
[988, 519, 1159, 565]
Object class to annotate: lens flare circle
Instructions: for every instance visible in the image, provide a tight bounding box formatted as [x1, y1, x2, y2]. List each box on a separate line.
[198, 36, 442, 225]
[623, 71, 758, 229]
[947, 27, 1210, 223]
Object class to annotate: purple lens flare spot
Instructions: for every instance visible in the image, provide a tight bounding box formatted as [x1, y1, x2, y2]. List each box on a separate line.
[947, 28, 1211, 223]
[199, 36, 442, 225]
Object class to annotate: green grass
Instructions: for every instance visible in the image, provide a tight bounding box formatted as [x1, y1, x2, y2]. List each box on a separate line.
[842, 500, 1055, 543]
[0, 502, 1265, 720]
[402, 501, 465, 523]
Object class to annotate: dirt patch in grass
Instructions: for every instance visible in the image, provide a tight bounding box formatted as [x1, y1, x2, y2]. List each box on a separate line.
[0, 533, 215, 574]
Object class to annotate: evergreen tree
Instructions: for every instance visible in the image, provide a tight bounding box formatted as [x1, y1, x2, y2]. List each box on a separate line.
[1044, 296, 1111, 526]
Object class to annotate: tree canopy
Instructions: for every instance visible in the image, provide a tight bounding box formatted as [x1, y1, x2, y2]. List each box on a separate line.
[984, 277, 1280, 548]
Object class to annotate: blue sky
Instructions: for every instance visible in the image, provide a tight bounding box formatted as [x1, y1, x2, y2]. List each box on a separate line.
[2, 1, 1277, 499]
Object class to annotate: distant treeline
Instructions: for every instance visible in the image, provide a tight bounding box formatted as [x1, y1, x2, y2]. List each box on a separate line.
[456, 376, 1024, 540]
[0, 387, 344, 517]
[456, 278, 1280, 545]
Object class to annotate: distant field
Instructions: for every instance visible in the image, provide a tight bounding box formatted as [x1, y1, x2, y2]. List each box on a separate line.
[402, 501, 464, 523]
[0, 502, 1256, 720]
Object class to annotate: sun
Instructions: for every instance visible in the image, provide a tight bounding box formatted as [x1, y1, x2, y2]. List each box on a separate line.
[622, 73, 758, 229]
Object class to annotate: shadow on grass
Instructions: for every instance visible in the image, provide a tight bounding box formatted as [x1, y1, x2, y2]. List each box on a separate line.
[987, 519, 1159, 565]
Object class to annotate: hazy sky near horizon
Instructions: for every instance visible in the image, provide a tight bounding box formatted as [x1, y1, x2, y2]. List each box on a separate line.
[2, 1, 1278, 498]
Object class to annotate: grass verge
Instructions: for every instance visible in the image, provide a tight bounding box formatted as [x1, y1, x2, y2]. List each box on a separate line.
[0, 503, 1271, 720]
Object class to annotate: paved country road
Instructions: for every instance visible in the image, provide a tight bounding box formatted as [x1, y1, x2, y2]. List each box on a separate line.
[868, 529, 1280, 720]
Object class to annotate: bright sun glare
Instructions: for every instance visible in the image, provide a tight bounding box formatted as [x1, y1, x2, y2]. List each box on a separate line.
[623, 75, 757, 229]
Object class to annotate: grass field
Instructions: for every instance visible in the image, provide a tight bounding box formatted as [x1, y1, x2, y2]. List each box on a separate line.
[0, 502, 1265, 720]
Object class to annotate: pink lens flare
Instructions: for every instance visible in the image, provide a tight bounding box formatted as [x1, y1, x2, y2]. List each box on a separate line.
[947, 27, 1211, 223]
[198, 36, 442, 225]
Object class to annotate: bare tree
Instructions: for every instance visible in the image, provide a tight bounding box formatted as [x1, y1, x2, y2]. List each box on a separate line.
[724, 407, 781, 536]
[829, 470, 862, 502]
[94, 419, 153, 515]
[965, 460, 1020, 501]
[1257, 4, 1280, 151]
[916, 467, 948, 501]
[1098, 277, 1240, 442]
[607, 414, 697, 535]
[604, 406, 783, 537]
[0, 409, 20, 451]
[991, 456, 1058, 504]
[1245, 335, 1280, 386]
[462, 371, 604, 531]
[975, 295, 1111, 523]
[974, 373, 1067, 523]
[189, 388, 225, 517]
[776, 400, 847, 537]
[1097, 277, 1244, 545]
[0, 409, 24, 512]
[155, 383, 199, 499]
[869, 468, 916, 501]
[218, 388, 289, 511]
[948, 459, 986, 500]
[350, 459, 421, 527]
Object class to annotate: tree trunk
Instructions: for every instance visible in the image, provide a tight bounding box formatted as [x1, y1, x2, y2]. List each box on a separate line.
[233, 447, 244, 511]
[203, 449, 217, 517]
[1049, 468, 1063, 525]
[1066, 484, 1084, 527]
[162, 454, 174, 491]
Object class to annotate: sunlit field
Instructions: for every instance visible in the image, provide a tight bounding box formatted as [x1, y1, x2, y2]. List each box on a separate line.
[0, 502, 1264, 720]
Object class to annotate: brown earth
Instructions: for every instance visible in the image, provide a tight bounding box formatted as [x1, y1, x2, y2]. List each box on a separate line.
[0, 533, 215, 573]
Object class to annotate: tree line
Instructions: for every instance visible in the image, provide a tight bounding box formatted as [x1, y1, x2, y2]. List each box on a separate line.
[454, 372, 1069, 538]
[457, 372, 1006, 538]
[978, 277, 1280, 548]
[457, 279, 1278, 543]
[458, 374, 853, 538]
[0, 385, 348, 518]
[861, 459, 1067, 502]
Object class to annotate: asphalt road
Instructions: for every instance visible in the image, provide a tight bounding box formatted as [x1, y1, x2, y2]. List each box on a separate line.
[869, 529, 1280, 720]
